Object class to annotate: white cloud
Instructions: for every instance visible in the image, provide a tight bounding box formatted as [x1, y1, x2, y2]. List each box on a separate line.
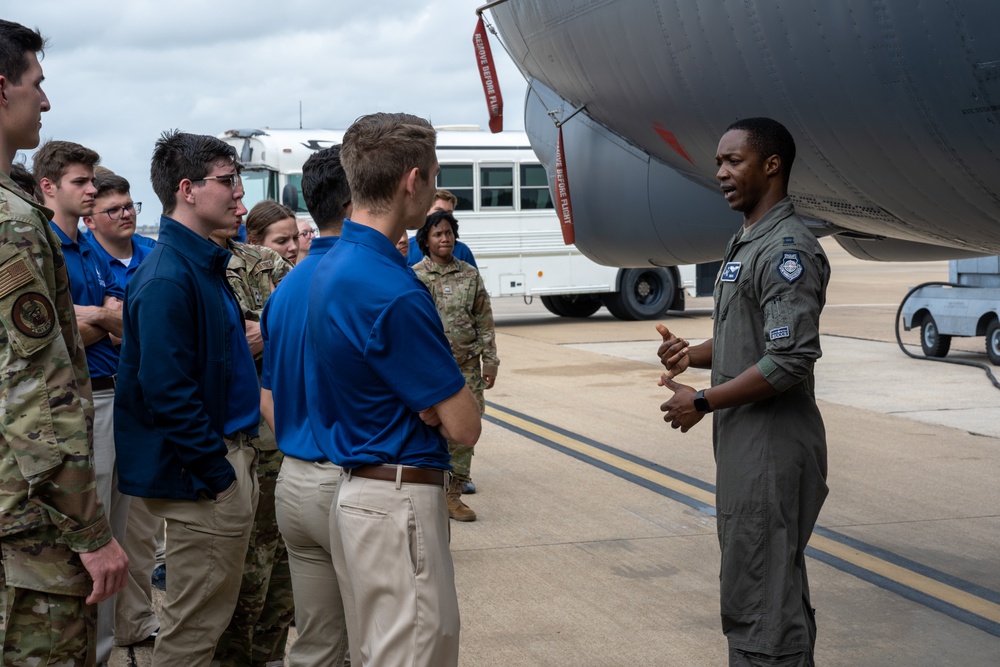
[8, 0, 527, 221]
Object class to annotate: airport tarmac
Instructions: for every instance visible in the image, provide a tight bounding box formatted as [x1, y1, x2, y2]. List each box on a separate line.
[112, 240, 1000, 666]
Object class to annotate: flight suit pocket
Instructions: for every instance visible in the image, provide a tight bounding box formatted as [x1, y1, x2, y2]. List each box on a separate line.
[718, 510, 768, 616]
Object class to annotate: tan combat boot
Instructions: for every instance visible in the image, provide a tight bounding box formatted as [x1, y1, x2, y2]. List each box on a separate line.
[447, 479, 477, 522]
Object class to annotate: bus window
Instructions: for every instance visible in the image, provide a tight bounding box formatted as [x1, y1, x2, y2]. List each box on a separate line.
[240, 169, 278, 213]
[481, 166, 514, 208]
[284, 174, 309, 214]
[437, 164, 474, 210]
[520, 164, 554, 209]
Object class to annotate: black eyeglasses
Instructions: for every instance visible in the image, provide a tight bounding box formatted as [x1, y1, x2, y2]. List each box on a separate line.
[99, 202, 141, 220]
[295, 229, 315, 240]
[193, 173, 243, 191]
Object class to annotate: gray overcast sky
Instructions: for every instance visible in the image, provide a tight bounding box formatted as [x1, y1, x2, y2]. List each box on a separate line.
[8, 1, 527, 223]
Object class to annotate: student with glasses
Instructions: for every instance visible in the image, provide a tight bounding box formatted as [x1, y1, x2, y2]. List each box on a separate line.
[81, 170, 163, 652]
[83, 171, 152, 287]
[115, 131, 261, 667]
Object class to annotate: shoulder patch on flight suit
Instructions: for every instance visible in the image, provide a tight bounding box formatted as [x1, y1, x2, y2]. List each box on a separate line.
[783, 236, 795, 245]
[720, 262, 741, 282]
[778, 251, 803, 283]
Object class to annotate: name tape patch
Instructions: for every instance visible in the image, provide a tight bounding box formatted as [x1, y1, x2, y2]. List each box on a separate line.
[769, 326, 790, 341]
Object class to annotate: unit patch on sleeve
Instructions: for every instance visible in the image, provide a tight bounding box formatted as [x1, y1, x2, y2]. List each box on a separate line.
[11, 291, 56, 338]
[783, 236, 795, 245]
[769, 326, 790, 341]
[778, 251, 803, 283]
[720, 262, 742, 282]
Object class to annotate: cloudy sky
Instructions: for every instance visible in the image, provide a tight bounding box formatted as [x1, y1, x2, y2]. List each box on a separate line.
[8, 0, 527, 222]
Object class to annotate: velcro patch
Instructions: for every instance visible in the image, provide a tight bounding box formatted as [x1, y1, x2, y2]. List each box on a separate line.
[0, 257, 33, 298]
[783, 236, 795, 245]
[720, 262, 741, 282]
[778, 251, 803, 283]
[769, 326, 790, 340]
[11, 291, 56, 339]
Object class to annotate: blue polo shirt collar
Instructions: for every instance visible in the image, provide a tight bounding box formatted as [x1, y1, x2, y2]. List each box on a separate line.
[342, 220, 407, 268]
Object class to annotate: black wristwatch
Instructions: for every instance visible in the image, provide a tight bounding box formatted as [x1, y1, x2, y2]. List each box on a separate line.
[693, 389, 713, 414]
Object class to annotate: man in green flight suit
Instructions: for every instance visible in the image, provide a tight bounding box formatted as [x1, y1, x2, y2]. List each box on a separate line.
[657, 118, 830, 666]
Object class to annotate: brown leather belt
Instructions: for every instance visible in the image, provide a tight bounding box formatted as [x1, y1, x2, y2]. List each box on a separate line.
[91, 375, 116, 391]
[348, 465, 446, 486]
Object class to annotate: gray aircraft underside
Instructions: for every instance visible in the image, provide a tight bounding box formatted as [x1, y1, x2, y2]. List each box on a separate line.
[487, 0, 1000, 267]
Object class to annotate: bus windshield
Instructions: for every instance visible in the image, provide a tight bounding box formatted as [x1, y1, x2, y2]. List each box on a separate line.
[240, 168, 277, 213]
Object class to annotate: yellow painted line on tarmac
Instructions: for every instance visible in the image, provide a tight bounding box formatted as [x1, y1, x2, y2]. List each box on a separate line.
[485, 404, 1000, 626]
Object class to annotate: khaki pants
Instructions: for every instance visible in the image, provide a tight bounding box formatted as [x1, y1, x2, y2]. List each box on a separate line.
[274, 456, 348, 667]
[331, 471, 459, 667]
[144, 438, 258, 667]
[93, 387, 130, 665]
[114, 497, 162, 645]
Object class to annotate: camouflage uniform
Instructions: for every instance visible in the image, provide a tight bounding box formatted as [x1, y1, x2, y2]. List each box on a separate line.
[214, 242, 295, 667]
[413, 257, 499, 482]
[0, 171, 112, 665]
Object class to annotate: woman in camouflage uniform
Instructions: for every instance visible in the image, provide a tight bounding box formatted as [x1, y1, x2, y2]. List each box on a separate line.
[413, 210, 499, 522]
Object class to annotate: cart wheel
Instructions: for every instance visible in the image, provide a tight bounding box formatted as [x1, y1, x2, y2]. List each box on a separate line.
[920, 315, 951, 358]
[986, 320, 1000, 366]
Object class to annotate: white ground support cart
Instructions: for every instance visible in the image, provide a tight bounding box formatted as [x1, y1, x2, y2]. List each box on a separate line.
[900, 257, 1000, 365]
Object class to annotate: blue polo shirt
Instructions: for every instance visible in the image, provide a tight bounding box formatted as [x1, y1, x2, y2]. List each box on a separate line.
[407, 237, 478, 268]
[84, 232, 155, 288]
[305, 220, 466, 469]
[50, 222, 125, 379]
[261, 235, 338, 460]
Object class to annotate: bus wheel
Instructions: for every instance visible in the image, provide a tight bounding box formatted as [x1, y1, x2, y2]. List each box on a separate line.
[986, 320, 1000, 365]
[540, 294, 602, 318]
[920, 315, 951, 358]
[603, 268, 676, 321]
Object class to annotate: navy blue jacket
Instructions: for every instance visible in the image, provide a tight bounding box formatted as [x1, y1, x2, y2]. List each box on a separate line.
[115, 216, 243, 500]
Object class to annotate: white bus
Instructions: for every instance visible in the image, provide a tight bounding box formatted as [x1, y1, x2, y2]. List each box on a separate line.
[219, 126, 713, 319]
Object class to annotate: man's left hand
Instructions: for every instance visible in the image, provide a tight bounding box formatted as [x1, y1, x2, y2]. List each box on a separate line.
[659, 374, 705, 433]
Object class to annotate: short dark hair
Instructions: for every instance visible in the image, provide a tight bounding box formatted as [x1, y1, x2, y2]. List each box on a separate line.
[301, 145, 350, 233]
[93, 171, 131, 200]
[9, 161, 39, 202]
[415, 209, 459, 256]
[725, 117, 796, 183]
[0, 20, 45, 84]
[32, 140, 100, 186]
[150, 130, 239, 215]
[340, 113, 436, 215]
